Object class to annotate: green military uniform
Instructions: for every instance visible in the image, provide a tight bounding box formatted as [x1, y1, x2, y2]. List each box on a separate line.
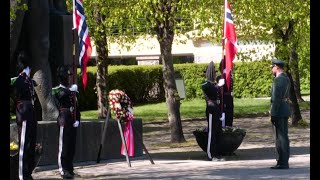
[270, 59, 291, 169]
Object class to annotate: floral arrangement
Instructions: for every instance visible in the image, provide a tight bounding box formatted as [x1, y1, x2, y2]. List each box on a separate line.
[10, 141, 18, 151]
[196, 126, 246, 136]
[108, 89, 134, 121]
[10, 141, 43, 155]
[108, 89, 135, 156]
[222, 126, 246, 136]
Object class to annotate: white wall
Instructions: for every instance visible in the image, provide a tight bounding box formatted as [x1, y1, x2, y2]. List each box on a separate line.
[90, 35, 275, 64]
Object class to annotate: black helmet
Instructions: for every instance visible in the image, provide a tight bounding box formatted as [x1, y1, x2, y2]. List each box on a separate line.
[57, 65, 72, 84]
[17, 51, 30, 72]
[205, 61, 216, 82]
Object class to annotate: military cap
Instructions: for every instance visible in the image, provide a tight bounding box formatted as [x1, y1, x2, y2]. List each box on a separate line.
[271, 59, 285, 68]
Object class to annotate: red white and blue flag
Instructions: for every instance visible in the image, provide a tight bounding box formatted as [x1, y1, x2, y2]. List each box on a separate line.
[224, 0, 238, 91]
[73, 0, 92, 89]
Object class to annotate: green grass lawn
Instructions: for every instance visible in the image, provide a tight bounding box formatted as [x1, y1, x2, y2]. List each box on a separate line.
[81, 98, 310, 123]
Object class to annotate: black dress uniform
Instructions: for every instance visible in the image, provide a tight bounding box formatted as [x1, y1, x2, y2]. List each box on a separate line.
[216, 58, 234, 127]
[270, 59, 291, 169]
[202, 61, 223, 161]
[52, 69, 80, 179]
[216, 71, 234, 127]
[11, 68, 37, 180]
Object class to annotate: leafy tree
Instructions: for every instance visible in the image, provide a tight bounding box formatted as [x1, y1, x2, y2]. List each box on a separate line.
[130, 0, 188, 142]
[232, 0, 310, 125]
[82, 0, 189, 142]
[77, 0, 139, 119]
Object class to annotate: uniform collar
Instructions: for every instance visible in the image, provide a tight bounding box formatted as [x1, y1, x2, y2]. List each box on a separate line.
[276, 71, 283, 77]
[22, 67, 31, 77]
[59, 84, 68, 89]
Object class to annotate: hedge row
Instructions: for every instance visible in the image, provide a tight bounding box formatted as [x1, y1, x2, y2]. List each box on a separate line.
[9, 60, 310, 113]
[76, 60, 309, 110]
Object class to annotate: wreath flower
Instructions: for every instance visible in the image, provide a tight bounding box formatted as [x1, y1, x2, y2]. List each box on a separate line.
[108, 89, 135, 156]
[108, 89, 133, 121]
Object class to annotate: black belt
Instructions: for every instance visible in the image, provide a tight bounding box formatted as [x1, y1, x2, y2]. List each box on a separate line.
[282, 99, 289, 103]
[208, 100, 220, 105]
[17, 100, 33, 105]
[17, 100, 32, 103]
[59, 107, 75, 112]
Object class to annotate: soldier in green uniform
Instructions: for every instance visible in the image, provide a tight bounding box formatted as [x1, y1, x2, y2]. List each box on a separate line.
[52, 66, 81, 179]
[269, 59, 291, 169]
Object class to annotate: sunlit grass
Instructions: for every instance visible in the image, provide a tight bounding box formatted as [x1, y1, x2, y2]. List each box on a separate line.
[10, 97, 309, 123]
[80, 98, 310, 123]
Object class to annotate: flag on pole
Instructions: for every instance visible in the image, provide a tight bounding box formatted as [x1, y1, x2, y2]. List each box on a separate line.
[73, 0, 92, 89]
[224, 0, 238, 91]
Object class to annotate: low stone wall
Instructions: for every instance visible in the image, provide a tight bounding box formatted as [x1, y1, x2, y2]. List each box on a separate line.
[10, 119, 143, 166]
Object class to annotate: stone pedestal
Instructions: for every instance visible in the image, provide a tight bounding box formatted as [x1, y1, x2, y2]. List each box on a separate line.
[10, 119, 143, 166]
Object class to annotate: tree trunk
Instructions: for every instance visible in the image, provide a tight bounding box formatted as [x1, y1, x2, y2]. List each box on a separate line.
[273, 20, 302, 126]
[289, 46, 304, 102]
[94, 9, 109, 119]
[96, 39, 109, 119]
[25, 0, 58, 121]
[160, 42, 185, 143]
[286, 70, 302, 126]
[156, 16, 185, 143]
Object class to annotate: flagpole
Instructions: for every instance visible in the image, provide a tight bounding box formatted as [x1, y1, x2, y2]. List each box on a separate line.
[220, 0, 226, 116]
[221, 0, 225, 61]
[72, 29, 77, 123]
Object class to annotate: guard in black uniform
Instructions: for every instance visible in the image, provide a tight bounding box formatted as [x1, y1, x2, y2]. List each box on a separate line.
[216, 58, 234, 127]
[52, 66, 81, 179]
[11, 51, 38, 180]
[201, 61, 225, 161]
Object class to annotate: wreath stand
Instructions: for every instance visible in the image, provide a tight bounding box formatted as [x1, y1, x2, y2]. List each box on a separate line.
[96, 107, 154, 167]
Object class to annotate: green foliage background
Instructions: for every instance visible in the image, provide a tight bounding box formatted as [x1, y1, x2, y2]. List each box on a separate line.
[74, 60, 309, 110]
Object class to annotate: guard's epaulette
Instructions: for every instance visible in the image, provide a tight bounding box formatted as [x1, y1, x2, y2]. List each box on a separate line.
[10, 77, 18, 86]
[52, 86, 61, 95]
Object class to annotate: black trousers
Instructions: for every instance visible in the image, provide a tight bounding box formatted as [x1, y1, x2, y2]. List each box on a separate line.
[17, 103, 37, 179]
[223, 94, 234, 127]
[274, 117, 290, 166]
[58, 119, 77, 175]
[206, 106, 222, 159]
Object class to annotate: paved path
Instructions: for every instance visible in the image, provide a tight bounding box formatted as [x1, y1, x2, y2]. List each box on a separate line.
[32, 98, 311, 179]
[33, 146, 310, 179]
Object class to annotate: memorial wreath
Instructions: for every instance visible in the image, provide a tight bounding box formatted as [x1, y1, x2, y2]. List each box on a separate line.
[108, 89, 135, 156]
[108, 89, 134, 121]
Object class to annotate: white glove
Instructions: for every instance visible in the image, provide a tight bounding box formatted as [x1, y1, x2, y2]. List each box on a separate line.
[220, 113, 225, 121]
[217, 79, 225, 87]
[220, 113, 225, 127]
[128, 107, 134, 115]
[69, 84, 78, 92]
[73, 120, 80, 127]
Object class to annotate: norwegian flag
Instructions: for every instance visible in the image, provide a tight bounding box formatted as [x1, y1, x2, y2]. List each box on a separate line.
[73, 0, 92, 89]
[224, 0, 238, 91]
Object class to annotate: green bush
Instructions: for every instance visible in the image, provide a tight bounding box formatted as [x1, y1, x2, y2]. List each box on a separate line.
[9, 60, 310, 112]
[233, 60, 274, 98]
[75, 60, 309, 110]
